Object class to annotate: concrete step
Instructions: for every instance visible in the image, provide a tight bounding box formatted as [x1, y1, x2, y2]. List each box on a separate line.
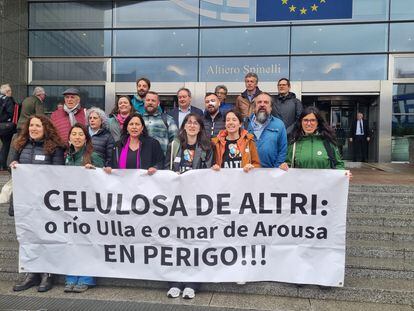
[346, 240, 414, 259]
[347, 213, 414, 227]
[348, 192, 414, 205]
[349, 184, 414, 194]
[0, 281, 412, 311]
[347, 225, 414, 242]
[348, 202, 414, 216]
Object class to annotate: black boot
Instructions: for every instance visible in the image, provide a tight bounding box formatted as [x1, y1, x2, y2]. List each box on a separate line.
[13, 273, 40, 291]
[38, 273, 53, 292]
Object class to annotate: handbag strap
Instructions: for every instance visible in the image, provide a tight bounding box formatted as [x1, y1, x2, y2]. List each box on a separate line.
[291, 142, 296, 168]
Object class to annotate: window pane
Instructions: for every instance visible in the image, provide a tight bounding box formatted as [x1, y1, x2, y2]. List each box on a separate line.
[394, 57, 414, 79]
[28, 85, 105, 113]
[114, 29, 198, 57]
[390, 23, 414, 52]
[392, 84, 414, 161]
[352, 0, 388, 21]
[292, 24, 387, 54]
[29, 2, 112, 29]
[32, 61, 107, 81]
[112, 58, 197, 82]
[200, 0, 253, 26]
[29, 31, 111, 57]
[114, 0, 199, 27]
[200, 27, 289, 56]
[391, 0, 414, 20]
[199, 57, 289, 82]
[291, 55, 387, 81]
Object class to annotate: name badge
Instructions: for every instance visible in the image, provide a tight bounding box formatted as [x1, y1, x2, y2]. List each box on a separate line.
[35, 155, 46, 161]
[174, 157, 181, 163]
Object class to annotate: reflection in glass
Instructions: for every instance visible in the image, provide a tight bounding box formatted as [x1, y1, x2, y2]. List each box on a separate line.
[29, 2, 112, 29]
[114, 0, 198, 27]
[199, 57, 289, 82]
[29, 31, 111, 57]
[112, 58, 197, 82]
[114, 29, 198, 56]
[394, 58, 414, 79]
[292, 24, 387, 54]
[391, 0, 414, 21]
[291, 55, 387, 81]
[391, 84, 414, 161]
[390, 23, 414, 52]
[28, 85, 105, 113]
[32, 61, 107, 82]
[200, 27, 289, 56]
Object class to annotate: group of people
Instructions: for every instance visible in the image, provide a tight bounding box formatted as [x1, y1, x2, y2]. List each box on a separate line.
[4, 73, 350, 299]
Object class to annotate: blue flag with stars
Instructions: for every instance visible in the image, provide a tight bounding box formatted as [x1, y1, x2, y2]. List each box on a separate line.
[256, 0, 353, 22]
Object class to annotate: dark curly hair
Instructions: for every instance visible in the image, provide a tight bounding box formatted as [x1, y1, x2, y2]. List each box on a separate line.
[179, 113, 211, 151]
[291, 106, 337, 145]
[14, 115, 65, 154]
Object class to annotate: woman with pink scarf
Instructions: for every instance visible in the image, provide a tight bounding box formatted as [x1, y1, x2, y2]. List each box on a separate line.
[108, 113, 164, 173]
[108, 96, 135, 142]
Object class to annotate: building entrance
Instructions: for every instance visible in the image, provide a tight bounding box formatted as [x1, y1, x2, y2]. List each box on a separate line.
[302, 95, 379, 161]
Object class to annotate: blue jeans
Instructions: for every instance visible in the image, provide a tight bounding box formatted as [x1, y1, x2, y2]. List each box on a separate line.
[65, 275, 96, 286]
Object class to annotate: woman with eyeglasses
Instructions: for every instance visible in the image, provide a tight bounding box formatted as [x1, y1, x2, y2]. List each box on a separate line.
[164, 113, 213, 300]
[279, 106, 345, 170]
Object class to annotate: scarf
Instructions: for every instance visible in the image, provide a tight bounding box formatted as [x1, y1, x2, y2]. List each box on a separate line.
[63, 103, 81, 126]
[116, 113, 128, 129]
[119, 137, 140, 169]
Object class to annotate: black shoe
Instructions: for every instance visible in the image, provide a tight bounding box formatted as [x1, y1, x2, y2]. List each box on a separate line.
[13, 273, 40, 291]
[8, 196, 14, 217]
[38, 273, 53, 292]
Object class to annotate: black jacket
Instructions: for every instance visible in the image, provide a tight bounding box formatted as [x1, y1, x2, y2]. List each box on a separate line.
[13, 140, 65, 165]
[112, 135, 165, 170]
[0, 95, 15, 123]
[350, 119, 370, 139]
[90, 127, 115, 167]
[202, 110, 226, 139]
[166, 106, 203, 128]
[271, 92, 303, 136]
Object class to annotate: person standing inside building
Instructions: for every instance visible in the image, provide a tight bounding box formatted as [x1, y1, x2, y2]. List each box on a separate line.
[51, 88, 86, 144]
[202, 92, 225, 139]
[235, 73, 261, 118]
[245, 92, 287, 168]
[167, 88, 203, 128]
[215, 85, 234, 113]
[17, 87, 46, 132]
[271, 78, 303, 139]
[350, 112, 370, 162]
[142, 91, 178, 155]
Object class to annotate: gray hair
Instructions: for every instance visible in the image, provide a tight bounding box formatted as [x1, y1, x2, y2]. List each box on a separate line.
[32, 86, 46, 96]
[177, 87, 191, 97]
[86, 107, 109, 129]
[215, 85, 228, 94]
[244, 72, 259, 82]
[0, 83, 11, 95]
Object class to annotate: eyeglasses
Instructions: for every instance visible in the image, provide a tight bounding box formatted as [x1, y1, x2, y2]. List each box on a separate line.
[186, 121, 200, 126]
[278, 83, 288, 87]
[302, 119, 317, 124]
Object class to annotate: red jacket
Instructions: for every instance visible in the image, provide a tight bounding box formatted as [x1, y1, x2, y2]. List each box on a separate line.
[51, 106, 86, 143]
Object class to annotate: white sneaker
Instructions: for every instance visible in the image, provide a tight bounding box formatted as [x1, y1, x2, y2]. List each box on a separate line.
[182, 287, 195, 299]
[167, 287, 181, 298]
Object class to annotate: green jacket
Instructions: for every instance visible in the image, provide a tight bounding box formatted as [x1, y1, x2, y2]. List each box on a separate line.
[286, 134, 345, 169]
[65, 146, 104, 167]
[17, 95, 45, 130]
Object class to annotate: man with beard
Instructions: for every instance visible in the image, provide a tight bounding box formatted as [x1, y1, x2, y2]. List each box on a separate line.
[271, 78, 303, 139]
[246, 92, 287, 168]
[142, 91, 178, 155]
[202, 93, 225, 139]
[131, 77, 161, 115]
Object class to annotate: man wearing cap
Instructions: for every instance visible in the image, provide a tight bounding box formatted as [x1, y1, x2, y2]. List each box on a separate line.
[51, 88, 86, 143]
[17, 87, 46, 132]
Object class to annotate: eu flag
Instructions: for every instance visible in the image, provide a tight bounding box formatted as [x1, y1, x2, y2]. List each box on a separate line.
[256, 0, 353, 22]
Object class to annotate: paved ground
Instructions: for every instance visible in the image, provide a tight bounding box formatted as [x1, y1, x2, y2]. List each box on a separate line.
[350, 163, 414, 185]
[0, 281, 412, 311]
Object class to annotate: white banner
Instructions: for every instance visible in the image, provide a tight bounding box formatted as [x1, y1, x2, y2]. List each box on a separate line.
[13, 165, 349, 286]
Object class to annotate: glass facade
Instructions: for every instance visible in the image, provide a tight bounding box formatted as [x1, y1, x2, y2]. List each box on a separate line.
[27, 1, 414, 162]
